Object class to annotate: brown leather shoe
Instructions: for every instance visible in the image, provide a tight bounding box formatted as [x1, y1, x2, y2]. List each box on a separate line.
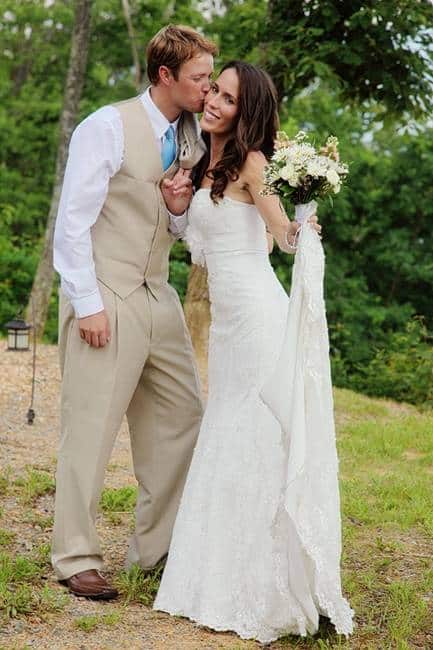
[60, 569, 118, 600]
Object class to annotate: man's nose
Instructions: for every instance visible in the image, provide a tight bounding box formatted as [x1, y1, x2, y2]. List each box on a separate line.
[202, 80, 211, 93]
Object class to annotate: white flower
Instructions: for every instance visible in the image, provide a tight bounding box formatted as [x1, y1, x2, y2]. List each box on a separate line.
[264, 167, 280, 183]
[326, 169, 340, 186]
[306, 160, 326, 178]
[273, 147, 288, 163]
[279, 163, 295, 181]
[265, 130, 347, 200]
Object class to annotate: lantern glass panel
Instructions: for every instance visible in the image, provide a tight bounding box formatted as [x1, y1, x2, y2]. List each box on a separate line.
[6, 325, 30, 350]
[16, 330, 30, 350]
[7, 330, 17, 350]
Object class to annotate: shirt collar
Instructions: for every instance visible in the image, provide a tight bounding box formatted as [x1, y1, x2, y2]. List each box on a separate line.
[141, 87, 180, 140]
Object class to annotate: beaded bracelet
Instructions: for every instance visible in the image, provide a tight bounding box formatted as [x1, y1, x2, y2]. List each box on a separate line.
[285, 224, 301, 251]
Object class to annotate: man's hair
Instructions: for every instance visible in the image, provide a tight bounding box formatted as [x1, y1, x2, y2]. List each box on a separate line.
[146, 24, 217, 85]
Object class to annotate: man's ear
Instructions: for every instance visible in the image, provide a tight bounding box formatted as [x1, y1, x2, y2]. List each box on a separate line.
[158, 65, 173, 87]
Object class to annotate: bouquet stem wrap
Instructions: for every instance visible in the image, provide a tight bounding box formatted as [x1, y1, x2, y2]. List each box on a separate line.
[295, 200, 318, 225]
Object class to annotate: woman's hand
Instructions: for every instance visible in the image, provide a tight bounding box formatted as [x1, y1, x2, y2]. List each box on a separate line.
[284, 221, 300, 251]
[308, 213, 322, 237]
[161, 169, 193, 215]
[285, 215, 322, 252]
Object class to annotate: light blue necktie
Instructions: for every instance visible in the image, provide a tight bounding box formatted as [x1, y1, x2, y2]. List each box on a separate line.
[161, 125, 176, 171]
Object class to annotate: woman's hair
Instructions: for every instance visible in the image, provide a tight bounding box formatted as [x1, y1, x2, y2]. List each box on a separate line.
[194, 61, 279, 202]
[146, 24, 217, 85]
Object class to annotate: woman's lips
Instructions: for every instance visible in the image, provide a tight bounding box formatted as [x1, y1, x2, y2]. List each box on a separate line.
[203, 109, 220, 121]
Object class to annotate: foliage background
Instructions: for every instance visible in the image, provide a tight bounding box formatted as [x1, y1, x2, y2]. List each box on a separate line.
[1, 0, 433, 405]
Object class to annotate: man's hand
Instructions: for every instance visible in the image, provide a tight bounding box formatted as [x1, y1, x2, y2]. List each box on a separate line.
[78, 310, 111, 348]
[161, 169, 193, 215]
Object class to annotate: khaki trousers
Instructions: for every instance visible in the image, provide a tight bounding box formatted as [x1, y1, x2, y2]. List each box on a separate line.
[51, 282, 203, 580]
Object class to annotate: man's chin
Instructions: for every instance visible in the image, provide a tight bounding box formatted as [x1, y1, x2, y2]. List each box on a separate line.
[188, 101, 205, 114]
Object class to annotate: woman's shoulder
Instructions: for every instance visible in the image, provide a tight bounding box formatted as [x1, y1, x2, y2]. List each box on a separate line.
[244, 149, 267, 168]
[241, 150, 268, 184]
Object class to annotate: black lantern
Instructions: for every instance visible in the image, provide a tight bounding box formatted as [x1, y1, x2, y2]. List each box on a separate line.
[5, 318, 32, 351]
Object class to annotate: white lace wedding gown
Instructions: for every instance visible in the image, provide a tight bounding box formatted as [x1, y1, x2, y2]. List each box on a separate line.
[153, 188, 354, 642]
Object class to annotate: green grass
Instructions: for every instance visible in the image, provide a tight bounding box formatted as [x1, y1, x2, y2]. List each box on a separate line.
[334, 389, 433, 649]
[74, 611, 121, 632]
[115, 564, 162, 607]
[0, 544, 67, 624]
[23, 512, 54, 530]
[0, 392, 432, 648]
[340, 411, 433, 533]
[14, 467, 55, 504]
[0, 530, 16, 548]
[100, 486, 137, 513]
[0, 470, 10, 497]
[100, 486, 137, 524]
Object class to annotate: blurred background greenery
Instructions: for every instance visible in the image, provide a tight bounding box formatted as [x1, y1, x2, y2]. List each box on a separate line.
[1, 0, 433, 406]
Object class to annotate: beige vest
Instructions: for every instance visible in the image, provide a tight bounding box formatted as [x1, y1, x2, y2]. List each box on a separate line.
[91, 96, 206, 300]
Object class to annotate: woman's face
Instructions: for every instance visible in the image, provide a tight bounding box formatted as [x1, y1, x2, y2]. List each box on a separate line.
[200, 67, 239, 136]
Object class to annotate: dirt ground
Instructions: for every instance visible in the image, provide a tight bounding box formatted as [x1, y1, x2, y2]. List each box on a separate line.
[1, 340, 431, 650]
[0, 340, 291, 650]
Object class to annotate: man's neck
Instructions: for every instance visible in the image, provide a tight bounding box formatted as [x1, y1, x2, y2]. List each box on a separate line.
[149, 86, 182, 123]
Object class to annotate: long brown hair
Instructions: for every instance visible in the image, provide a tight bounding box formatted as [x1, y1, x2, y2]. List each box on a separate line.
[194, 61, 279, 202]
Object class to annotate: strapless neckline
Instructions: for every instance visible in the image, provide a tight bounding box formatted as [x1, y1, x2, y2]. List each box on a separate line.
[195, 187, 257, 209]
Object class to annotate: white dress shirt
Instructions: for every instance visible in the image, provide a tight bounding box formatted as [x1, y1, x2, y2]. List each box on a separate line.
[53, 88, 188, 318]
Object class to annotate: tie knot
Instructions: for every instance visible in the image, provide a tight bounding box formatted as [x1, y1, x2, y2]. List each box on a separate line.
[165, 125, 175, 142]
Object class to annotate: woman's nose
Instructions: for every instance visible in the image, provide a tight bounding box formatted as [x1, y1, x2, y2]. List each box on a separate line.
[207, 94, 219, 109]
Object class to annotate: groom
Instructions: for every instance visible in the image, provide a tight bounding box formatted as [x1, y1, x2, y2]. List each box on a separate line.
[52, 25, 217, 599]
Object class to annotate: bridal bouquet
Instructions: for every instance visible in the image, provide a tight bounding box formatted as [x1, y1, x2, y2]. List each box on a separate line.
[261, 130, 349, 225]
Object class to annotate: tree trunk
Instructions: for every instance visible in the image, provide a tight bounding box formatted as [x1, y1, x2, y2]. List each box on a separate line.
[121, 0, 142, 91]
[26, 0, 93, 336]
[184, 264, 211, 387]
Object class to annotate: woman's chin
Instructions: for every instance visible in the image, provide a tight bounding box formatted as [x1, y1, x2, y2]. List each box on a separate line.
[199, 117, 213, 133]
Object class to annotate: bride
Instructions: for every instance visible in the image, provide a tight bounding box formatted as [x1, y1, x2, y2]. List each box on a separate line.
[154, 61, 354, 643]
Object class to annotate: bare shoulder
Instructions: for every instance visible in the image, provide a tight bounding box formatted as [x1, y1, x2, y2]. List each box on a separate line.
[244, 150, 267, 173]
[241, 150, 268, 187]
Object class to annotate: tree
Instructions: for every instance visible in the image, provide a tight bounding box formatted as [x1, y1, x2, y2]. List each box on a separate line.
[121, 0, 143, 91]
[26, 0, 93, 335]
[184, 265, 211, 384]
[262, 0, 433, 116]
[184, 0, 433, 373]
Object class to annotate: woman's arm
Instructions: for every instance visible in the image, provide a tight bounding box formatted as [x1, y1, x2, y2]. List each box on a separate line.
[242, 151, 320, 252]
[266, 230, 274, 254]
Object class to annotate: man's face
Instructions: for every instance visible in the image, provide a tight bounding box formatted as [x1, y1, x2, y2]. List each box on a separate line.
[170, 52, 214, 114]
